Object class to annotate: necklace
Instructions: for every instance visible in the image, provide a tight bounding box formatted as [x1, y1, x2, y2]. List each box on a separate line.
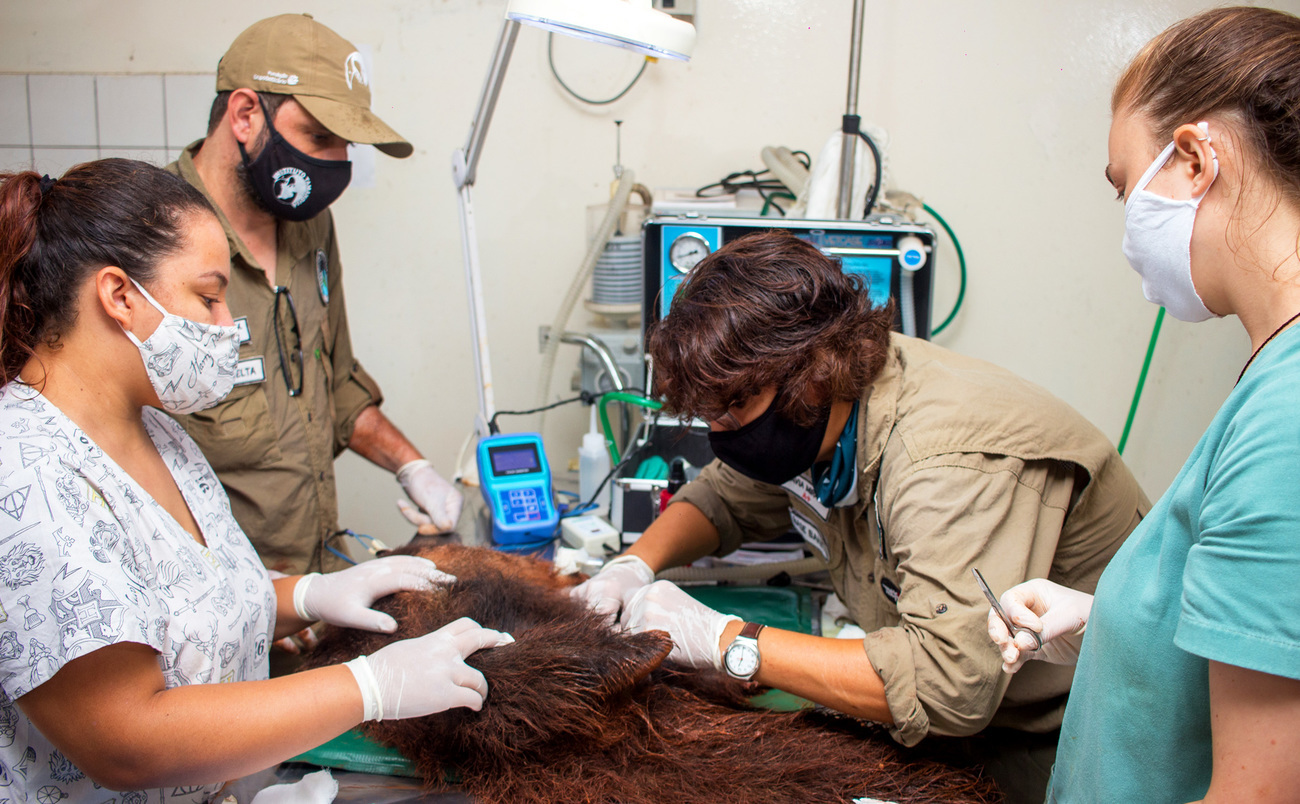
[1236, 309, 1300, 385]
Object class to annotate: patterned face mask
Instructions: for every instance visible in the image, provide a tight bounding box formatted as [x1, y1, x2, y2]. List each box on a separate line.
[122, 278, 241, 414]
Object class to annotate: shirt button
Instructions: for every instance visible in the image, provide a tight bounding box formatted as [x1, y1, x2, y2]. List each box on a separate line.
[935, 603, 948, 614]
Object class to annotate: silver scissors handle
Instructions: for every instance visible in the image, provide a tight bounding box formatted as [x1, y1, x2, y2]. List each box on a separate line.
[972, 567, 1043, 651]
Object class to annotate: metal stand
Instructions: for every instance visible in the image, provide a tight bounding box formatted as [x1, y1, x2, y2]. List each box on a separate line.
[835, 0, 867, 220]
[453, 19, 522, 437]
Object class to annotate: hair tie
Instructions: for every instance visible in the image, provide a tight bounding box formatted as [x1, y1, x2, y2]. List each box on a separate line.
[38, 175, 56, 195]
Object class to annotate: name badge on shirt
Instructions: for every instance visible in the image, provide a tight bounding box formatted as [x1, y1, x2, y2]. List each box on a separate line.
[233, 317, 251, 345]
[789, 507, 829, 561]
[233, 357, 266, 386]
[782, 473, 829, 520]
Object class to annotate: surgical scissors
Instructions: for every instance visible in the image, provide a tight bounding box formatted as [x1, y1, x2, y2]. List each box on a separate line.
[972, 567, 1043, 652]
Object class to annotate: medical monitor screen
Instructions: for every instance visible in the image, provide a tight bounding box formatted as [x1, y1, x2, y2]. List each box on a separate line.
[838, 256, 893, 308]
[488, 444, 542, 476]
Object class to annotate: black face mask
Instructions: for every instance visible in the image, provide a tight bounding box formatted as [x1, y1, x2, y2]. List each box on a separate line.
[238, 105, 351, 222]
[708, 399, 831, 486]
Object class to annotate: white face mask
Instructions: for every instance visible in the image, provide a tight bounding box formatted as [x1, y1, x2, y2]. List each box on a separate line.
[1121, 121, 1220, 323]
[123, 278, 241, 414]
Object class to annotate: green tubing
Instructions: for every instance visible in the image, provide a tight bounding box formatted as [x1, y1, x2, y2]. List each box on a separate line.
[924, 203, 967, 336]
[761, 191, 796, 217]
[1118, 307, 1165, 456]
[598, 391, 664, 465]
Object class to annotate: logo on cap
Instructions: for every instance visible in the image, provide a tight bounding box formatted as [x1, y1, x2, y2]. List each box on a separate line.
[272, 167, 312, 208]
[253, 70, 300, 86]
[344, 52, 368, 91]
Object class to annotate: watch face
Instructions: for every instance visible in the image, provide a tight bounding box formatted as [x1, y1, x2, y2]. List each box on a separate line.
[725, 641, 760, 677]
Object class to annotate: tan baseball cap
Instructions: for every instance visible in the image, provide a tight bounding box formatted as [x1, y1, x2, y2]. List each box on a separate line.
[216, 14, 413, 158]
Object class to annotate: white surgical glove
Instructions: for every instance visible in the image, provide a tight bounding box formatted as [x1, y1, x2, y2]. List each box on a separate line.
[396, 459, 463, 535]
[621, 580, 740, 670]
[294, 555, 455, 633]
[988, 578, 1094, 673]
[570, 554, 656, 622]
[344, 617, 514, 721]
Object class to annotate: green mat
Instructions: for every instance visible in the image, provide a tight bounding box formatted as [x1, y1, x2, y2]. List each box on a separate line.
[293, 585, 815, 775]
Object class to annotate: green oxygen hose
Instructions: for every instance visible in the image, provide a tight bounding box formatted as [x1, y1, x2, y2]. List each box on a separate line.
[598, 391, 663, 465]
[924, 202, 967, 336]
[1118, 307, 1165, 455]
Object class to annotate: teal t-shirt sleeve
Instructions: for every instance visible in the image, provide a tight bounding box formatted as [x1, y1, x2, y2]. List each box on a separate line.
[1175, 371, 1300, 679]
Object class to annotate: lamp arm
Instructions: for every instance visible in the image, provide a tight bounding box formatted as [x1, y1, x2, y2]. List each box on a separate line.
[453, 17, 523, 436]
[456, 183, 494, 437]
[455, 18, 521, 189]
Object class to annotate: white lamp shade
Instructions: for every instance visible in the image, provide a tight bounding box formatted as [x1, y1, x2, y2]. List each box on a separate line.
[506, 0, 696, 61]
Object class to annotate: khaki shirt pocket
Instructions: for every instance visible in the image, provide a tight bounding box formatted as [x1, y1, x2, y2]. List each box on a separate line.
[183, 382, 283, 472]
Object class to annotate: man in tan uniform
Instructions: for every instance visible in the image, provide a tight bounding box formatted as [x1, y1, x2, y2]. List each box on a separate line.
[574, 231, 1148, 803]
[168, 15, 460, 576]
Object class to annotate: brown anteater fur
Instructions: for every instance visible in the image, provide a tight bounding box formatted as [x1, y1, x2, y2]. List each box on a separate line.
[304, 543, 1002, 804]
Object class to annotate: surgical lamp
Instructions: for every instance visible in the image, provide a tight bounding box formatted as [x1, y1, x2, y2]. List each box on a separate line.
[453, 0, 696, 437]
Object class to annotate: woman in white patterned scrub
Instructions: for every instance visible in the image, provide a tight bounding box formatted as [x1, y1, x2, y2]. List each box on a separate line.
[0, 160, 513, 804]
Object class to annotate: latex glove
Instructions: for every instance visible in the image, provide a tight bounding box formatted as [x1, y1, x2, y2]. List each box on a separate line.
[988, 578, 1094, 673]
[570, 554, 656, 621]
[344, 617, 514, 721]
[396, 459, 463, 534]
[621, 580, 740, 670]
[295, 555, 455, 633]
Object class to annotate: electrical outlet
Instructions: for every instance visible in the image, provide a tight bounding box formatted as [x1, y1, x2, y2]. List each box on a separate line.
[653, 0, 696, 22]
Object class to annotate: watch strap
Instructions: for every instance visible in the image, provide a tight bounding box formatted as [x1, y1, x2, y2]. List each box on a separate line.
[737, 621, 765, 641]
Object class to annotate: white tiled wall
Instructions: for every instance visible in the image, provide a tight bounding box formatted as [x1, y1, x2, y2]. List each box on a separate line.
[0, 72, 377, 186]
[0, 73, 214, 176]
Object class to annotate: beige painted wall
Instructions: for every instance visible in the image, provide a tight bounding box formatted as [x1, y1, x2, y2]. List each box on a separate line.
[4, 1, 1293, 545]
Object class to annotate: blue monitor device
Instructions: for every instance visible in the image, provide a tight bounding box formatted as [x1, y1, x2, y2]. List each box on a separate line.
[477, 433, 559, 546]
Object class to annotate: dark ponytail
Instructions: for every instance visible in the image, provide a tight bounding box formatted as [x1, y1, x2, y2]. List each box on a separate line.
[0, 158, 214, 385]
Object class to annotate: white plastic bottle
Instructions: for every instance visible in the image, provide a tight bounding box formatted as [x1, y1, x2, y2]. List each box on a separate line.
[578, 407, 613, 516]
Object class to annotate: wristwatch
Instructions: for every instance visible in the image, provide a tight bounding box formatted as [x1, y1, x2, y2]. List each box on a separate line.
[723, 622, 765, 680]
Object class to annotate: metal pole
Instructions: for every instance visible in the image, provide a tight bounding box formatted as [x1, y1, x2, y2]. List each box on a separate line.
[452, 18, 522, 435]
[836, 0, 866, 219]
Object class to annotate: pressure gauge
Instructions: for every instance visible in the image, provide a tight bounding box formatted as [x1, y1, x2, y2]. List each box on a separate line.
[669, 232, 712, 273]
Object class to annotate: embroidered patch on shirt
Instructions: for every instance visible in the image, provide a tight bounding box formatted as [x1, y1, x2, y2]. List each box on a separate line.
[316, 249, 330, 305]
[880, 576, 901, 605]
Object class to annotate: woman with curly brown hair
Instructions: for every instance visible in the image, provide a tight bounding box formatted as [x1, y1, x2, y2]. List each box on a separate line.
[573, 229, 1148, 803]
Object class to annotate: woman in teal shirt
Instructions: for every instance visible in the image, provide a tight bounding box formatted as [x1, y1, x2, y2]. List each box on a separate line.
[988, 7, 1300, 803]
